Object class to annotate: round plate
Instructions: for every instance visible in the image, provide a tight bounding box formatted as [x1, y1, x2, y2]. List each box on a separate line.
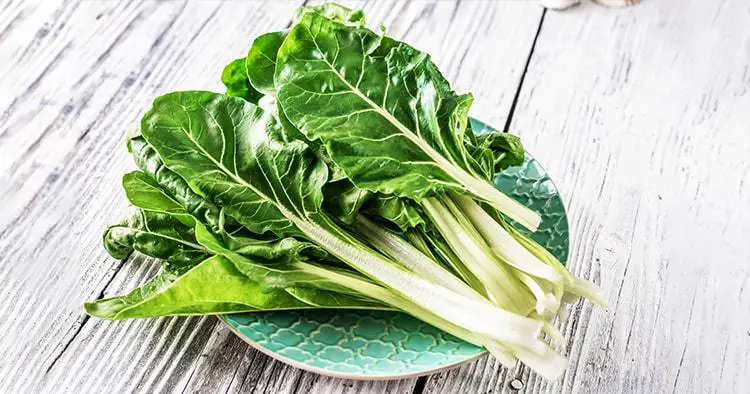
[221, 119, 569, 379]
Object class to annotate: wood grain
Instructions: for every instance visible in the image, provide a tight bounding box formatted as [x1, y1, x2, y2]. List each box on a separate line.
[1, 0, 748, 393]
[423, 0, 750, 393]
[0, 1, 304, 391]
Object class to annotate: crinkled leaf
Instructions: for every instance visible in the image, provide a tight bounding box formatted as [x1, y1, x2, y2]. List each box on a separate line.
[122, 166, 329, 264]
[476, 131, 525, 172]
[323, 179, 373, 224]
[275, 13, 540, 229]
[242, 5, 367, 181]
[128, 136, 229, 233]
[221, 229, 328, 263]
[276, 13, 478, 195]
[195, 223, 371, 298]
[221, 58, 263, 103]
[103, 208, 209, 274]
[362, 195, 426, 231]
[243, 4, 366, 99]
[322, 178, 425, 231]
[294, 3, 366, 26]
[140, 91, 327, 238]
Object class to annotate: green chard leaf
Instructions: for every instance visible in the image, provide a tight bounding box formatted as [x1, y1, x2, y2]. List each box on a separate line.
[84, 255, 386, 320]
[98, 182, 390, 319]
[122, 171, 196, 227]
[294, 3, 366, 27]
[245, 32, 286, 96]
[223, 3, 366, 101]
[141, 91, 326, 238]
[103, 208, 209, 274]
[128, 136, 230, 233]
[240, 4, 369, 180]
[140, 91, 544, 347]
[323, 179, 374, 224]
[221, 58, 263, 103]
[194, 223, 374, 298]
[322, 177, 425, 232]
[476, 131, 526, 174]
[275, 12, 540, 230]
[121, 164, 330, 264]
[362, 195, 426, 232]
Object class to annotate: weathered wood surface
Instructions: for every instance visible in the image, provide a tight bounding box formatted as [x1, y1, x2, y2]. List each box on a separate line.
[422, 0, 750, 393]
[0, 0, 747, 393]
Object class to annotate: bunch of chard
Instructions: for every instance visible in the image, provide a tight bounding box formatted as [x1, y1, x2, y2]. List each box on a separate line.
[87, 3, 604, 379]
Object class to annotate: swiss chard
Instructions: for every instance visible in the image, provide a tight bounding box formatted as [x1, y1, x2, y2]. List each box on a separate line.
[140, 91, 551, 350]
[275, 12, 540, 230]
[86, 3, 605, 381]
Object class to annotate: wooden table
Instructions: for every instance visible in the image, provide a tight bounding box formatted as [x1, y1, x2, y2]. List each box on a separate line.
[2, 0, 748, 392]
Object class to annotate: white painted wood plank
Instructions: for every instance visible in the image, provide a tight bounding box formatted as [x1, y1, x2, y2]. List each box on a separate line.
[0, 1, 304, 391]
[12, 0, 746, 393]
[424, 0, 750, 393]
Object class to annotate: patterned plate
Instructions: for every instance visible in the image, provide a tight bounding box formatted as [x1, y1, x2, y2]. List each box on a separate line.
[221, 119, 569, 380]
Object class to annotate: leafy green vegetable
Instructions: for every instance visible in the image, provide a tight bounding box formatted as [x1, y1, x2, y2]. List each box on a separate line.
[140, 91, 551, 349]
[103, 208, 208, 274]
[100, 180, 393, 318]
[128, 136, 230, 233]
[245, 32, 286, 96]
[294, 3, 366, 26]
[474, 131, 526, 176]
[226, 3, 367, 101]
[362, 195, 426, 231]
[87, 3, 606, 381]
[106, 136, 396, 316]
[323, 179, 373, 224]
[221, 58, 263, 102]
[275, 12, 540, 230]
[84, 255, 388, 320]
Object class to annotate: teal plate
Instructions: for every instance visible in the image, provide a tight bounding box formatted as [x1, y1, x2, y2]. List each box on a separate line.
[221, 119, 569, 380]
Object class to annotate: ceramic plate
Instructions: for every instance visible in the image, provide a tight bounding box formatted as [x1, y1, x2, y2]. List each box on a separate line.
[221, 119, 569, 380]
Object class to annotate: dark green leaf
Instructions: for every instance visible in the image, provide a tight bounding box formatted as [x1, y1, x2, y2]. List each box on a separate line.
[122, 166, 328, 264]
[294, 3, 366, 26]
[128, 136, 229, 233]
[362, 195, 426, 231]
[476, 131, 526, 172]
[323, 179, 373, 224]
[122, 171, 195, 227]
[103, 208, 209, 274]
[221, 58, 263, 103]
[276, 14, 476, 197]
[195, 222, 367, 297]
[246, 32, 286, 95]
[141, 91, 327, 238]
[275, 13, 539, 229]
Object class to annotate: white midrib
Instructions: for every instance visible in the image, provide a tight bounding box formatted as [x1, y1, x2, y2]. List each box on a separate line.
[452, 194, 563, 282]
[175, 123, 542, 346]
[297, 261, 486, 346]
[354, 215, 486, 302]
[313, 54, 540, 229]
[291, 214, 544, 347]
